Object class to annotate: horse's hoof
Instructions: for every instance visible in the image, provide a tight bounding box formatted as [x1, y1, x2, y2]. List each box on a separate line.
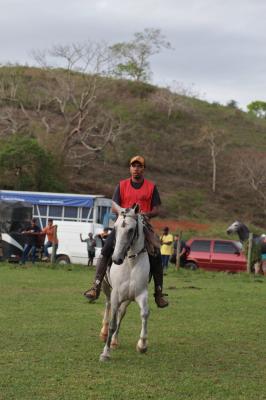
[99, 332, 108, 342]
[99, 353, 111, 362]
[136, 344, 148, 353]
[111, 340, 118, 349]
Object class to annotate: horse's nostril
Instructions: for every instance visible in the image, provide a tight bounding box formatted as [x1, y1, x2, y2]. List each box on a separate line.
[112, 257, 123, 265]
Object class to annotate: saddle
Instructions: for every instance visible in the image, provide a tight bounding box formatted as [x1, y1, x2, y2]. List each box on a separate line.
[142, 216, 161, 256]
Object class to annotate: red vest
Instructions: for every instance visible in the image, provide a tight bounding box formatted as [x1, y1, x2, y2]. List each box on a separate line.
[119, 178, 155, 213]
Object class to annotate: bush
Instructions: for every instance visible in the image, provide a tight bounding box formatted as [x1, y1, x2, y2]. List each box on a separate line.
[0, 135, 65, 191]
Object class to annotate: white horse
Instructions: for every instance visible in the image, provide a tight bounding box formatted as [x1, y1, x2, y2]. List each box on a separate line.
[99, 203, 150, 362]
[226, 221, 266, 274]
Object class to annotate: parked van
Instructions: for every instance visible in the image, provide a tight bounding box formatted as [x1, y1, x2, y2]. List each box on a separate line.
[52, 220, 109, 265]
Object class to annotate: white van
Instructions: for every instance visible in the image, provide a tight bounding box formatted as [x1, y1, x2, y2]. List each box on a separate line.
[53, 220, 109, 265]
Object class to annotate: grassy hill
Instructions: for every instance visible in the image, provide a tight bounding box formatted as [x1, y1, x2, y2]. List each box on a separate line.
[1, 65, 266, 231]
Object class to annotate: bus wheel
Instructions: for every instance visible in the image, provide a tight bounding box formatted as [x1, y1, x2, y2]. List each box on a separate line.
[56, 255, 70, 264]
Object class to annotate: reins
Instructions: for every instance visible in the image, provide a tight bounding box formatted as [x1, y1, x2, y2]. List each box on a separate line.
[128, 247, 147, 259]
[120, 212, 146, 259]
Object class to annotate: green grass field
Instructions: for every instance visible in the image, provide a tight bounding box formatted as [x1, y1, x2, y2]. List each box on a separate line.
[0, 263, 266, 400]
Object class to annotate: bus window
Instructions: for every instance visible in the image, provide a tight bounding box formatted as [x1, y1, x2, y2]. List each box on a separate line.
[48, 205, 63, 218]
[82, 207, 93, 221]
[64, 206, 78, 220]
[38, 205, 48, 215]
[97, 206, 109, 224]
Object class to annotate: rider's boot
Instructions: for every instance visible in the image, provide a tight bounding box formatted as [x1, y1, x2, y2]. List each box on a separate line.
[154, 286, 169, 308]
[84, 255, 109, 301]
[149, 253, 169, 308]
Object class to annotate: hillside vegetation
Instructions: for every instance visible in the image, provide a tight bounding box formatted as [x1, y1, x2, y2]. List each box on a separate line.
[1, 66, 266, 229]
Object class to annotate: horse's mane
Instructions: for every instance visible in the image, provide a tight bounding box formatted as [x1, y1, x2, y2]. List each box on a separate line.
[235, 222, 250, 242]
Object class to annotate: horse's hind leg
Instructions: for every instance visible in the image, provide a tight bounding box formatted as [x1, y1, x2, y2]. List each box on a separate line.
[111, 300, 130, 349]
[135, 290, 149, 353]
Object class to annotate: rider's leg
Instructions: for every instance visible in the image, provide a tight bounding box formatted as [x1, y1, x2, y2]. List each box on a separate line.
[149, 252, 169, 308]
[84, 230, 115, 300]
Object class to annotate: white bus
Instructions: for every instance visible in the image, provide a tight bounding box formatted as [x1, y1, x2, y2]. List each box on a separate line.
[0, 190, 114, 264]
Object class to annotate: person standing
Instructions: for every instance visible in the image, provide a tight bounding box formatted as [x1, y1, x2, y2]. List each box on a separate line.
[172, 234, 190, 267]
[20, 218, 41, 264]
[41, 218, 58, 261]
[80, 232, 96, 266]
[160, 227, 174, 274]
[83, 155, 168, 308]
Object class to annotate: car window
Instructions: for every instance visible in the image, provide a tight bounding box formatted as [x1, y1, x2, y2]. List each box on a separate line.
[214, 241, 237, 254]
[190, 240, 211, 252]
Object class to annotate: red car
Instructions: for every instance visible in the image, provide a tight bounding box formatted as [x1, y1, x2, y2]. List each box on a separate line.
[185, 238, 247, 272]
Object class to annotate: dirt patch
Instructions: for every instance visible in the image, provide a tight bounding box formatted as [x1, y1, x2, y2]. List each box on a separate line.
[152, 219, 210, 233]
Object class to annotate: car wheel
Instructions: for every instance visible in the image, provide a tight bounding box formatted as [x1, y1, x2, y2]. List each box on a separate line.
[185, 261, 198, 270]
[56, 255, 70, 265]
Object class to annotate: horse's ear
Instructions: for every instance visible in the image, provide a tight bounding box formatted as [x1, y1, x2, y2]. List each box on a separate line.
[133, 204, 140, 214]
[112, 201, 122, 215]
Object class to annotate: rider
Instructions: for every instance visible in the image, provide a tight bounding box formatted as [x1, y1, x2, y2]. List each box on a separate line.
[84, 155, 169, 308]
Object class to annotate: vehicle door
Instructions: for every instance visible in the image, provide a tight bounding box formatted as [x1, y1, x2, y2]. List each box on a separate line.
[188, 239, 212, 269]
[211, 240, 246, 272]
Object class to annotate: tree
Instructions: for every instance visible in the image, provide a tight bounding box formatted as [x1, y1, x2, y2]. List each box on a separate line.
[232, 150, 266, 213]
[199, 126, 227, 193]
[226, 99, 238, 109]
[247, 101, 266, 118]
[0, 135, 64, 191]
[150, 81, 196, 118]
[23, 42, 123, 168]
[110, 28, 172, 82]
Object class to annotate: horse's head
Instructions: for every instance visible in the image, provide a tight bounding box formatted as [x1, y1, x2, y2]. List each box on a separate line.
[226, 221, 249, 242]
[112, 204, 141, 265]
[226, 221, 241, 235]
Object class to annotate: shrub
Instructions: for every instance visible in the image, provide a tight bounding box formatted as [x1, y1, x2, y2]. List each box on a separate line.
[0, 135, 65, 191]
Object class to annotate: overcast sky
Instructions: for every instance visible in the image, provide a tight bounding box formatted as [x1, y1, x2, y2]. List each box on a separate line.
[1, 0, 265, 109]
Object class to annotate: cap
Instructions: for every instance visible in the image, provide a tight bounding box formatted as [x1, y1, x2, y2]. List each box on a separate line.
[130, 155, 145, 167]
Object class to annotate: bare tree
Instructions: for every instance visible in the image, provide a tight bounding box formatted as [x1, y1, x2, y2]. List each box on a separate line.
[40, 43, 122, 165]
[232, 150, 266, 212]
[0, 68, 28, 137]
[0, 41, 123, 167]
[150, 80, 201, 119]
[150, 88, 182, 119]
[199, 125, 227, 193]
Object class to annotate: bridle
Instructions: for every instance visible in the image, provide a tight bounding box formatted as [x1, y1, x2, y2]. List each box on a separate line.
[116, 211, 146, 259]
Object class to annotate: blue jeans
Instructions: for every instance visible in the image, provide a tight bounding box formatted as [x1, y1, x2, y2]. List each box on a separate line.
[44, 241, 58, 257]
[161, 255, 170, 270]
[20, 244, 37, 264]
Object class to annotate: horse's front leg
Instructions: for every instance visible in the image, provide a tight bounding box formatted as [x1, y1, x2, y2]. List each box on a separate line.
[99, 294, 119, 362]
[135, 290, 149, 353]
[100, 298, 111, 342]
[111, 300, 130, 349]
[100, 281, 111, 341]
